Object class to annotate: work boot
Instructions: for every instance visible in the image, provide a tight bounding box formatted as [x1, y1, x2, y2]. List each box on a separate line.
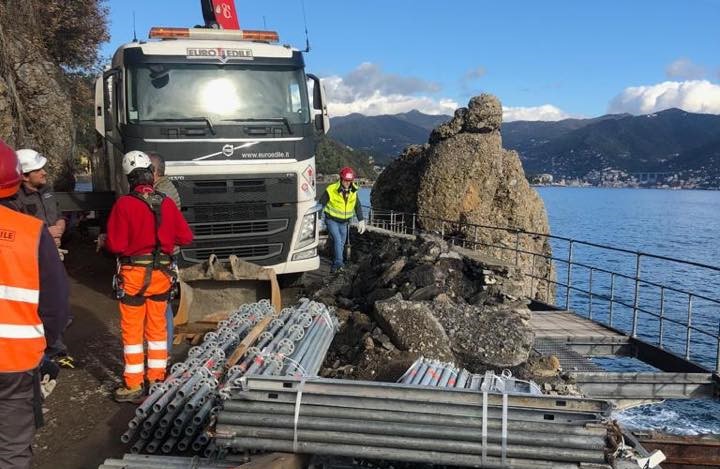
[113, 385, 145, 403]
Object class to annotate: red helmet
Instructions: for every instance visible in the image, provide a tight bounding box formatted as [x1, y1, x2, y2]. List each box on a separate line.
[0, 139, 22, 198]
[339, 166, 355, 182]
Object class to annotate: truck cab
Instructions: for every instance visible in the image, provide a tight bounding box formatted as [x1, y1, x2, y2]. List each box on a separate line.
[95, 27, 330, 274]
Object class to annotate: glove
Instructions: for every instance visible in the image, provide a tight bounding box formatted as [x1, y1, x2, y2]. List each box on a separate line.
[39, 358, 60, 399]
[40, 374, 57, 399]
[357, 220, 367, 234]
[57, 248, 68, 261]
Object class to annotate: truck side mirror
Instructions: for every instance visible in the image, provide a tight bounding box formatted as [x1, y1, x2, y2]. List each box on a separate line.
[307, 73, 330, 134]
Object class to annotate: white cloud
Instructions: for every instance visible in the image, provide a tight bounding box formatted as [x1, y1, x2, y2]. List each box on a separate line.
[608, 80, 720, 115]
[323, 62, 573, 120]
[341, 62, 441, 97]
[666, 58, 706, 80]
[329, 90, 458, 116]
[323, 63, 456, 116]
[502, 105, 572, 122]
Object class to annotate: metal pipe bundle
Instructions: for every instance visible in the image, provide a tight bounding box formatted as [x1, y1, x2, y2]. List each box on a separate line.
[399, 356, 543, 395]
[214, 376, 612, 468]
[98, 454, 240, 468]
[121, 299, 338, 457]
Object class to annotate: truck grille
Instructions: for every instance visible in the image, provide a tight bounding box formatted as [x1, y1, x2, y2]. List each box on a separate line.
[191, 219, 288, 238]
[191, 179, 266, 194]
[232, 179, 266, 192]
[192, 203, 267, 222]
[182, 243, 283, 263]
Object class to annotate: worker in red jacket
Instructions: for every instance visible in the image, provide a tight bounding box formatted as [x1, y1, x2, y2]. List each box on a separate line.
[102, 151, 193, 402]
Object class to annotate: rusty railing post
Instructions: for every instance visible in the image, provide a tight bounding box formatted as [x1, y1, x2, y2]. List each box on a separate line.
[685, 294, 693, 361]
[716, 321, 720, 374]
[631, 253, 641, 338]
[609, 273, 615, 327]
[658, 287, 665, 349]
[588, 268, 594, 320]
[564, 241, 574, 310]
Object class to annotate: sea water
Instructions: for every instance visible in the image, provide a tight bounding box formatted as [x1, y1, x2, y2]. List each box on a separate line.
[360, 187, 720, 434]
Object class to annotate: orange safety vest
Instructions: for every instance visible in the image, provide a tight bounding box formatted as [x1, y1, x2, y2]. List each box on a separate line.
[0, 205, 46, 372]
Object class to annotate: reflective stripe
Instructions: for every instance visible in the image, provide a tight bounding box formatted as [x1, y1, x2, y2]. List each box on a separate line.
[0, 285, 39, 304]
[147, 341, 167, 350]
[0, 323, 45, 339]
[124, 344, 144, 354]
[147, 359, 167, 369]
[124, 363, 144, 374]
[324, 205, 353, 219]
[324, 182, 359, 220]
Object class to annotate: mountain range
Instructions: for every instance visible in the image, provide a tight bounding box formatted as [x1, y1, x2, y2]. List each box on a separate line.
[328, 108, 720, 178]
[329, 110, 449, 164]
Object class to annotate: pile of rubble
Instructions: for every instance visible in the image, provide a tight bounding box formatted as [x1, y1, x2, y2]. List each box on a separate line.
[310, 231, 572, 388]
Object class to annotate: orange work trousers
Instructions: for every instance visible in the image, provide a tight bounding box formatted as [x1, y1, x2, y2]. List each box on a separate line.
[118, 265, 170, 388]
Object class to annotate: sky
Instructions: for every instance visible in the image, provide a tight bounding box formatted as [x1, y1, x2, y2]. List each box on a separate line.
[101, 0, 720, 121]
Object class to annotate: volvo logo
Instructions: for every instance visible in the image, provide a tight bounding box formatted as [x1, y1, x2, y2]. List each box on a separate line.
[222, 144, 235, 157]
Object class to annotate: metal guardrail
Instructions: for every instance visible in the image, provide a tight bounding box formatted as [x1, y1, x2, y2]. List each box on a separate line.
[363, 205, 720, 374]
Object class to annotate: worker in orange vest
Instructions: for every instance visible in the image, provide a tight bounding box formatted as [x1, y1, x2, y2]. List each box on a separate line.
[0, 139, 69, 469]
[100, 151, 193, 402]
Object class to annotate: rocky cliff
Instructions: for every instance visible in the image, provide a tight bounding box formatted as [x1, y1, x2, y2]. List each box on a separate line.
[371, 94, 554, 301]
[0, 1, 107, 191]
[0, 14, 74, 188]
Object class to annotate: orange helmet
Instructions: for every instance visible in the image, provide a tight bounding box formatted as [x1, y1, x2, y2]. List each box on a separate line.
[0, 139, 22, 198]
[339, 166, 355, 182]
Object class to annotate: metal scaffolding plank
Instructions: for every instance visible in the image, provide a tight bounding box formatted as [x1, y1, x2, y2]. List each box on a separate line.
[533, 339, 604, 372]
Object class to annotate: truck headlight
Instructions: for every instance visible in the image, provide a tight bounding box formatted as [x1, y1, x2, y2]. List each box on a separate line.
[292, 247, 317, 261]
[295, 212, 316, 249]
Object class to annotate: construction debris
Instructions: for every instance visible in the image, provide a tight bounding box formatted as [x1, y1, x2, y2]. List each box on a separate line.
[313, 233, 536, 374]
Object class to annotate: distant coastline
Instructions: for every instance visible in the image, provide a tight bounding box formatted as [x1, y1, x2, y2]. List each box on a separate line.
[530, 183, 718, 191]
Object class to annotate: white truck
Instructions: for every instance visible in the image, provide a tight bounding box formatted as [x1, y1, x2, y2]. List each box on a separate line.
[94, 23, 330, 279]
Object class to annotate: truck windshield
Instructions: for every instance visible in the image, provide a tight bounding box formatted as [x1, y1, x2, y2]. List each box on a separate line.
[126, 64, 311, 125]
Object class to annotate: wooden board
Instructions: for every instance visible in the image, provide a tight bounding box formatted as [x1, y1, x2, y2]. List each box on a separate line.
[226, 313, 275, 368]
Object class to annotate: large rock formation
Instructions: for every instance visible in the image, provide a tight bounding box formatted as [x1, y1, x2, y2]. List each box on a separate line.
[0, 4, 80, 190]
[371, 94, 554, 301]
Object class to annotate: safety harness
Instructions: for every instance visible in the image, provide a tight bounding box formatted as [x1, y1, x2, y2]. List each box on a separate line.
[113, 190, 178, 306]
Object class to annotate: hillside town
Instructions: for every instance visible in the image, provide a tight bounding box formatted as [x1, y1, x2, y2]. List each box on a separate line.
[529, 168, 720, 190]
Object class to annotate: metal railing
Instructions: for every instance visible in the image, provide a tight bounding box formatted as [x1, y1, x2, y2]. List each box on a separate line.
[363, 206, 720, 374]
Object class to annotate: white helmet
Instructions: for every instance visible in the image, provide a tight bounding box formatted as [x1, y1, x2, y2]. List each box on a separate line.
[122, 150, 152, 175]
[16, 149, 47, 173]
